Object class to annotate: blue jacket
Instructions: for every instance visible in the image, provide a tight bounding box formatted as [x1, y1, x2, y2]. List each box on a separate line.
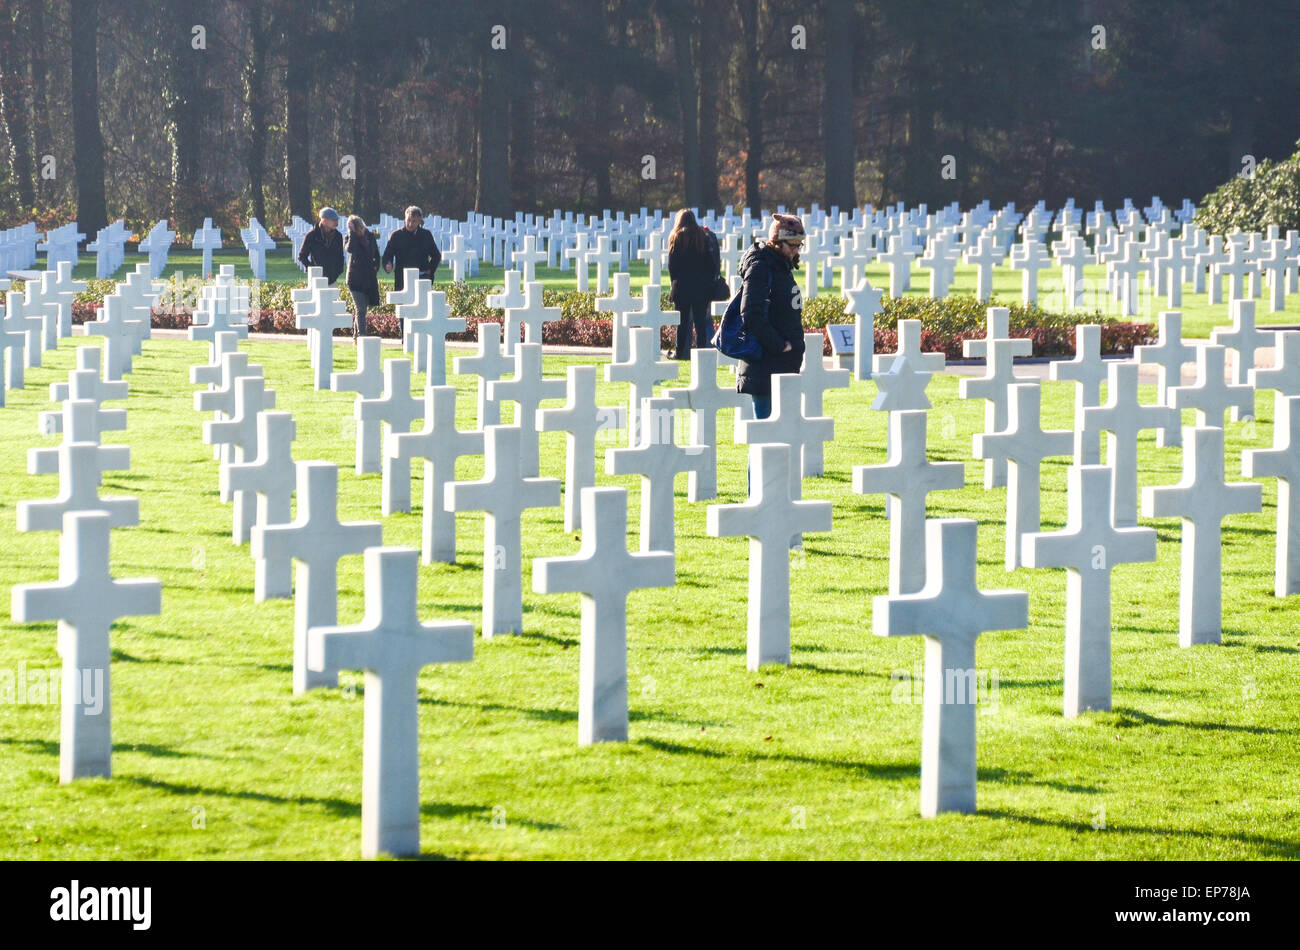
[736, 241, 805, 397]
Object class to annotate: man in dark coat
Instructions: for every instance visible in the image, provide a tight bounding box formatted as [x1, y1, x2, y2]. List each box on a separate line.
[382, 205, 442, 293]
[297, 207, 345, 284]
[736, 213, 807, 418]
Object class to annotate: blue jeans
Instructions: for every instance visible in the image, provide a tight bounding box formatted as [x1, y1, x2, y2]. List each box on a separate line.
[746, 393, 774, 497]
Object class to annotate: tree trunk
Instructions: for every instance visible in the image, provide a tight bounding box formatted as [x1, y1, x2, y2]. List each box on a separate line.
[285, 19, 313, 221]
[697, 24, 721, 212]
[0, 0, 36, 208]
[70, 0, 107, 233]
[165, 0, 208, 231]
[671, 11, 703, 208]
[737, 0, 763, 212]
[510, 57, 535, 213]
[26, 0, 53, 203]
[822, 0, 855, 209]
[360, 83, 381, 221]
[245, 3, 269, 221]
[476, 46, 511, 217]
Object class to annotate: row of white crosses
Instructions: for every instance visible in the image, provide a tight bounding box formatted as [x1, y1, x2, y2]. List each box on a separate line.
[856, 295, 1300, 817]
[12, 345, 162, 785]
[1, 263, 86, 406]
[86, 220, 129, 279]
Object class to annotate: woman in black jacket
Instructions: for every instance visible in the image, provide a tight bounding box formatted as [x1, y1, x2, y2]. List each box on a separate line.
[666, 208, 719, 360]
[736, 214, 807, 419]
[344, 215, 382, 338]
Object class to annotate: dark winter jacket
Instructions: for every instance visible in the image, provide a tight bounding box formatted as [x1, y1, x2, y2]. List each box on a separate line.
[297, 224, 345, 284]
[382, 226, 442, 292]
[344, 228, 381, 301]
[667, 226, 720, 306]
[736, 241, 805, 398]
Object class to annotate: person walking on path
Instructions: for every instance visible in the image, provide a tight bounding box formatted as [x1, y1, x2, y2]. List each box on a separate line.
[344, 215, 382, 338]
[735, 213, 806, 420]
[666, 208, 720, 361]
[382, 205, 442, 293]
[297, 207, 346, 285]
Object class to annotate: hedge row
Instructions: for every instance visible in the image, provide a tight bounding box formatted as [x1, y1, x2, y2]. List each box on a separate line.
[72, 299, 1151, 359]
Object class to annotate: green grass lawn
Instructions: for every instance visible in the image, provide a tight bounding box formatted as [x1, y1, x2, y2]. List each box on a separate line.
[1, 335, 1297, 859]
[55, 249, 1300, 340]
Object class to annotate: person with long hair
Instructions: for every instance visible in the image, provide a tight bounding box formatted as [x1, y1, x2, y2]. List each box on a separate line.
[666, 208, 720, 360]
[344, 214, 381, 338]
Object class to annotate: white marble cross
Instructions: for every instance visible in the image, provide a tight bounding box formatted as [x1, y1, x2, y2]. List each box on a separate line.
[204, 375, 277, 543]
[1242, 395, 1300, 596]
[17, 442, 139, 532]
[1141, 426, 1261, 646]
[1134, 311, 1196, 447]
[296, 287, 353, 390]
[963, 229, 1002, 302]
[586, 236, 620, 295]
[1170, 344, 1256, 427]
[488, 342, 566, 479]
[605, 396, 706, 554]
[533, 487, 675, 744]
[389, 385, 483, 561]
[357, 358, 424, 512]
[84, 296, 138, 381]
[596, 271, 640, 364]
[191, 218, 222, 277]
[798, 333, 850, 477]
[442, 234, 476, 282]
[486, 269, 527, 356]
[0, 295, 29, 403]
[605, 326, 678, 444]
[29, 400, 130, 485]
[444, 425, 561, 637]
[506, 281, 560, 353]
[331, 337, 386, 474]
[41, 350, 128, 437]
[386, 269, 425, 358]
[1008, 236, 1053, 304]
[250, 461, 383, 693]
[221, 411, 297, 601]
[625, 283, 679, 355]
[11, 511, 161, 782]
[393, 279, 435, 372]
[190, 330, 240, 391]
[663, 347, 746, 502]
[873, 518, 1029, 816]
[1250, 330, 1300, 425]
[1209, 299, 1275, 388]
[707, 443, 832, 669]
[512, 234, 548, 282]
[308, 546, 472, 858]
[42, 261, 85, 338]
[736, 373, 833, 493]
[959, 308, 1033, 488]
[194, 352, 266, 464]
[565, 232, 592, 292]
[1081, 360, 1179, 527]
[876, 235, 917, 298]
[453, 321, 511, 428]
[1049, 325, 1108, 464]
[420, 289, 466, 387]
[843, 277, 884, 381]
[973, 383, 1073, 569]
[1022, 465, 1157, 717]
[853, 410, 965, 595]
[538, 365, 615, 531]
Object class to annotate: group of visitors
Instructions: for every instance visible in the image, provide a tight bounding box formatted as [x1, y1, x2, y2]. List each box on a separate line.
[297, 204, 442, 337]
[296, 199, 809, 424]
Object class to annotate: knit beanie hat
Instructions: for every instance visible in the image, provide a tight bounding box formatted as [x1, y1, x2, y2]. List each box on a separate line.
[769, 213, 806, 243]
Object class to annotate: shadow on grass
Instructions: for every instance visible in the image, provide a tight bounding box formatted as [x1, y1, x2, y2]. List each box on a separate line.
[515, 630, 579, 648]
[789, 662, 888, 679]
[981, 807, 1300, 858]
[126, 774, 366, 818]
[1111, 706, 1288, 735]
[419, 696, 718, 728]
[420, 800, 564, 832]
[638, 737, 1102, 792]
